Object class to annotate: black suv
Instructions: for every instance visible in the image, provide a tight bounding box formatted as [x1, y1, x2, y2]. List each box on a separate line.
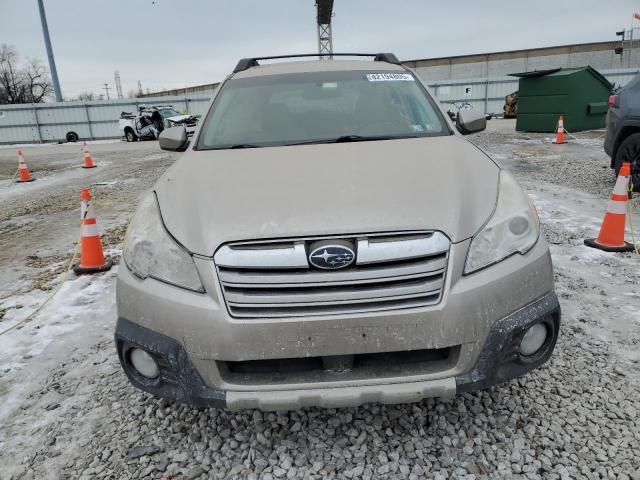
[605, 74, 640, 191]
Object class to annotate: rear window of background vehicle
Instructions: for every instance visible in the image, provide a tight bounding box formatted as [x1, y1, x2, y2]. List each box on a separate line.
[197, 70, 449, 149]
[159, 109, 180, 118]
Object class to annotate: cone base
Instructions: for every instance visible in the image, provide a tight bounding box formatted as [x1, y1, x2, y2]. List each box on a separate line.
[16, 178, 35, 183]
[82, 165, 97, 169]
[552, 139, 566, 144]
[584, 238, 634, 252]
[74, 259, 113, 275]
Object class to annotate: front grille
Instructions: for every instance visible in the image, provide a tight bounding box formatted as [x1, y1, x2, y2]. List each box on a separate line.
[214, 231, 450, 319]
[217, 346, 460, 385]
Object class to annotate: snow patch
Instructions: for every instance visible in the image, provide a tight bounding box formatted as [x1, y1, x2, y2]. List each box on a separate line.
[0, 269, 117, 421]
[0, 139, 124, 150]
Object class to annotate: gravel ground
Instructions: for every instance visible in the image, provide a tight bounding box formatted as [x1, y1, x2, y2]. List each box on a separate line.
[471, 126, 640, 208]
[0, 141, 176, 300]
[8, 325, 640, 480]
[1, 123, 640, 480]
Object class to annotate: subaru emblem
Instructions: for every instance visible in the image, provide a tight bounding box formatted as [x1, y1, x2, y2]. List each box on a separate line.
[308, 243, 355, 270]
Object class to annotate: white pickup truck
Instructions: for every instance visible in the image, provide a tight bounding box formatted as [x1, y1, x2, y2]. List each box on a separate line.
[119, 105, 199, 142]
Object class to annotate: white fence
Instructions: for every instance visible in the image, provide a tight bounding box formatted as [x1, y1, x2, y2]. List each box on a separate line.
[0, 95, 212, 145]
[1, 68, 639, 145]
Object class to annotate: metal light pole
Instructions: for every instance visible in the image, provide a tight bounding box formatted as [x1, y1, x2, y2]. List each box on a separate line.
[316, 0, 334, 59]
[37, 0, 63, 102]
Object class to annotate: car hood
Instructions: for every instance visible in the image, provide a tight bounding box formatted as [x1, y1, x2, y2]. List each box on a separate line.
[155, 136, 499, 256]
[166, 114, 192, 122]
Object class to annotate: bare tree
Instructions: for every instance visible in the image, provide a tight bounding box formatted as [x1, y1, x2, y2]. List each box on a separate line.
[0, 44, 53, 104]
[76, 91, 96, 101]
[0, 45, 19, 104]
[23, 59, 52, 103]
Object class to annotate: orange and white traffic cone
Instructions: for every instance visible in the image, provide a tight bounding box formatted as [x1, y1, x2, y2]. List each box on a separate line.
[82, 147, 97, 169]
[552, 115, 566, 144]
[16, 150, 35, 183]
[74, 188, 112, 274]
[584, 162, 634, 252]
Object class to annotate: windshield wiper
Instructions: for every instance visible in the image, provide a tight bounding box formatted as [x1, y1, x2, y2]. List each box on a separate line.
[229, 144, 261, 149]
[287, 135, 418, 146]
[210, 144, 262, 150]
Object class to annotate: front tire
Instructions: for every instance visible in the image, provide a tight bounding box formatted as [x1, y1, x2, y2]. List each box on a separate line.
[614, 133, 640, 192]
[66, 131, 79, 142]
[125, 129, 137, 142]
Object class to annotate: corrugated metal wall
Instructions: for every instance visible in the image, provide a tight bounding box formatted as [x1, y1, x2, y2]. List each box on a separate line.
[425, 69, 639, 116]
[1, 69, 638, 145]
[138, 83, 220, 99]
[404, 42, 626, 81]
[0, 95, 212, 144]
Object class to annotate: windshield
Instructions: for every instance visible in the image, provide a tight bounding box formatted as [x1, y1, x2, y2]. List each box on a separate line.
[159, 109, 180, 118]
[198, 70, 449, 149]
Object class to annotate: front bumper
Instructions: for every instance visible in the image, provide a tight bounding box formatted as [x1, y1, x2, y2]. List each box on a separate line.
[115, 291, 560, 411]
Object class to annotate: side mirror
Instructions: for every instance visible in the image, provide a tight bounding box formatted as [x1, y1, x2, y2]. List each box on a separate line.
[158, 126, 189, 152]
[456, 110, 487, 135]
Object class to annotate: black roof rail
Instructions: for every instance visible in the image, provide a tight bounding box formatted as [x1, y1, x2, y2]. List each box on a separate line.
[232, 53, 400, 73]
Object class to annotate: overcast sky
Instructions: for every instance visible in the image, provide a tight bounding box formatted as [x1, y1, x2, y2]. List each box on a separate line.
[1, 0, 638, 99]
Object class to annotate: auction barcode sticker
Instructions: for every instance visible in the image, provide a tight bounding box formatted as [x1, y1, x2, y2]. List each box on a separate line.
[366, 73, 414, 82]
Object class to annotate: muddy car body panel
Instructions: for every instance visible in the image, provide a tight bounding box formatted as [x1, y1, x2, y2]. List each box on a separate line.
[115, 55, 560, 410]
[155, 137, 499, 255]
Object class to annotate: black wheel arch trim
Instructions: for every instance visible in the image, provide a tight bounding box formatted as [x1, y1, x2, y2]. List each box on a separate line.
[612, 122, 640, 166]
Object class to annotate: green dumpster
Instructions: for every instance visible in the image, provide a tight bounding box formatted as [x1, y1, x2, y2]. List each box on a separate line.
[510, 66, 612, 133]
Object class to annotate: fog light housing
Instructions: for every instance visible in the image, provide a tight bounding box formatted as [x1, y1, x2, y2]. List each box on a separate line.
[129, 348, 159, 379]
[519, 323, 548, 356]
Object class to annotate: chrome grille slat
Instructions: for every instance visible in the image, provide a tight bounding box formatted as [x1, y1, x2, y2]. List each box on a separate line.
[227, 296, 441, 318]
[218, 255, 447, 285]
[223, 277, 444, 304]
[214, 231, 449, 319]
[227, 289, 442, 308]
[356, 233, 450, 265]
[220, 269, 444, 289]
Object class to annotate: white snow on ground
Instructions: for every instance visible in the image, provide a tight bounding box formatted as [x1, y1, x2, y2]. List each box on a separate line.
[509, 138, 551, 145]
[523, 180, 640, 383]
[0, 159, 115, 196]
[529, 181, 636, 237]
[0, 139, 124, 150]
[0, 267, 118, 422]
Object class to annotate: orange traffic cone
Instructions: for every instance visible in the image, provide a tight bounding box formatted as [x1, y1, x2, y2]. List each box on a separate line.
[552, 115, 566, 144]
[74, 188, 112, 274]
[584, 162, 634, 252]
[82, 147, 97, 169]
[16, 150, 35, 183]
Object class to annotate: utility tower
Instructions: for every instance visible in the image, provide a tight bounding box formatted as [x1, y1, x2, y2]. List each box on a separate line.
[103, 83, 111, 100]
[37, 0, 63, 102]
[137, 80, 143, 96]
[316, 0, 334, 59]
[114, 71, 123, 99]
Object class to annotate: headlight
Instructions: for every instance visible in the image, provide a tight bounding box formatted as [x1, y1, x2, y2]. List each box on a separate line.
[464, 171, 539, 274]
[123, 193, 204, 292]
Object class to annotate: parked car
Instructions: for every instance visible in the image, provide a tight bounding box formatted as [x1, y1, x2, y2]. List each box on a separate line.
[119, 105, 199, 142]
[115, 53, 560, 411]
[605, 75, 640, 191]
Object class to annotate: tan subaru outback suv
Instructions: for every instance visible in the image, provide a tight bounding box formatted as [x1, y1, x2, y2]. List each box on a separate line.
[115, 53, 560, 411]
